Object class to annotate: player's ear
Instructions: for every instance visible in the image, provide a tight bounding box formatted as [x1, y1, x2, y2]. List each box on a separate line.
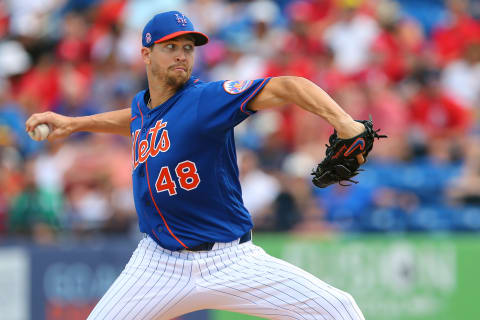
[141, 46, 152, 65]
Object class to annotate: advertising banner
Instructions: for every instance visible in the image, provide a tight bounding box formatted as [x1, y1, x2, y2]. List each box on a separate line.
[0, 248, 30, 320]
[215, 234, 479, 320]
[19, 240, 207, 320]
[1, 234, 478, 320]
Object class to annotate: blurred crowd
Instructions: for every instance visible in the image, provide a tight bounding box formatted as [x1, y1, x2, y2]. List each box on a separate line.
[1, 0, 480, 243]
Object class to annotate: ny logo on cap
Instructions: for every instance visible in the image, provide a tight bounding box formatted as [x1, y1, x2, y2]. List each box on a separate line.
[145, 32, 152, 44]
[174, 13, 188, 26]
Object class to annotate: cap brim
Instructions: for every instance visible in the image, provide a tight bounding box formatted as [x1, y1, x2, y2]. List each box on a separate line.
[154, 31, 209, 46]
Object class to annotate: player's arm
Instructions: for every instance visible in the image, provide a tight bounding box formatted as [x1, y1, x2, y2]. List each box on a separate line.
[248, 76, 364, 139]
[25, 108, 132, 140]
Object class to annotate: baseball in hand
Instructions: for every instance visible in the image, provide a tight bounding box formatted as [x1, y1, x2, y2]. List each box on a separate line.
[28, 124, 51, 141]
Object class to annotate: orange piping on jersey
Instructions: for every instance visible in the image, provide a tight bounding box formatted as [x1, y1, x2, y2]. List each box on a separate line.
[130, 115, 138, 122]
[239, 78, 267, 115]
[136, 101, 188, 249]
[194, 79, 199, 83]
[152, 228, 161, 241]
[145, 160, 188, 249]
[137, 102, 143, 126]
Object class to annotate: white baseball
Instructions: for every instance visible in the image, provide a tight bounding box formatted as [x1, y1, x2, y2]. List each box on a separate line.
[28, 123, 51, 141]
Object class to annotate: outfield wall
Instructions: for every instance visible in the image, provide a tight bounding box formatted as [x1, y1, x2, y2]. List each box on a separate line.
[0, 234, 478, 320]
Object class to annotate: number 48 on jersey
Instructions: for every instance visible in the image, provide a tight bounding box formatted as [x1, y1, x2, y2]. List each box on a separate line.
[155, 160, 201, 196]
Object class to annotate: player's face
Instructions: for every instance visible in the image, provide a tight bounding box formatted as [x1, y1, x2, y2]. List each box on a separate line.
[146, 36, 195, 88]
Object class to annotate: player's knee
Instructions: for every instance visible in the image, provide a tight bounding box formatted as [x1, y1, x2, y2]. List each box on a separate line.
[342, 291, 357, 306]
[335, 291, 364, 320]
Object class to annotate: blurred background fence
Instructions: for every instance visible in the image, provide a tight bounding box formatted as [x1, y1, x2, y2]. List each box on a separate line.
[0, 0, 479, 319]
[2, 234, 480, 320]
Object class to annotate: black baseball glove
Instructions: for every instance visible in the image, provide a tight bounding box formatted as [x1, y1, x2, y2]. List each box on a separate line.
[312, 118, 387, 188]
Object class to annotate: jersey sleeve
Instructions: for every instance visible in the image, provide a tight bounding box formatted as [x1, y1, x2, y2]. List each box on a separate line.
[197, 78, 271, 134]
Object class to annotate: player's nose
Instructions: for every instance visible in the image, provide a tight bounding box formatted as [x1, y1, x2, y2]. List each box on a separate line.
[175, 50, 187, 62]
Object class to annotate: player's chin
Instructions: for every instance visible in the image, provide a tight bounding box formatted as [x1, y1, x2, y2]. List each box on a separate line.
[167, 71, 190, 87]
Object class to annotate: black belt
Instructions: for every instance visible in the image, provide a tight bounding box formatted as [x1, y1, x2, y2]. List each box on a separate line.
[186, 230, 252, 252]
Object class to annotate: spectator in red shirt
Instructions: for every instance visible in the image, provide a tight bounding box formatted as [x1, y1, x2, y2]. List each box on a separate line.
[409, 67, 472, 138]
[15, 54, 59, 113]
[432, 0, 480, 65]
[0, 1, 8, 38]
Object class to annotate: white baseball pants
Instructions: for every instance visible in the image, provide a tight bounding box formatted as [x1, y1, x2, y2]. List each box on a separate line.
[88, 235, 365, 320]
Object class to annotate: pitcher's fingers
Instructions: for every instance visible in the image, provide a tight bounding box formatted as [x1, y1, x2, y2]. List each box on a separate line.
[26, 112, 50, 132]
[25, 113, 43, 132]
[356, 153, 365, 165]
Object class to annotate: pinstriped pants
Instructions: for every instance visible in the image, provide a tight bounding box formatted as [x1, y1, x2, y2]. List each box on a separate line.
[87, 236, 365, 320]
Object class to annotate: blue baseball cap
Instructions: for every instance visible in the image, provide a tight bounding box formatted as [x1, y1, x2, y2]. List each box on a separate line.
[142, 11, 209, 47]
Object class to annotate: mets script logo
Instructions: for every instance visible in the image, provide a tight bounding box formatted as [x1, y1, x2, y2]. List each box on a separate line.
[145, 32, 152, 44]
[223, 80, 253, 94]
[174, 13, 188, 26]
[132, 119, 170, 169]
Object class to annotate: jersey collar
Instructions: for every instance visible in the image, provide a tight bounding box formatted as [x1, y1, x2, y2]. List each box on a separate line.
[143, 77, 197, 109]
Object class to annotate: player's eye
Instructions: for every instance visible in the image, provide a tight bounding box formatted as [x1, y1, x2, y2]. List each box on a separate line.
[184, 44, 193, 51]
[166, 43, 175, 50]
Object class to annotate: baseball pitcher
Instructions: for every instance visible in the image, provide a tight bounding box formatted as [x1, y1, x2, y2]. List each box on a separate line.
[26, 11, 380, 320]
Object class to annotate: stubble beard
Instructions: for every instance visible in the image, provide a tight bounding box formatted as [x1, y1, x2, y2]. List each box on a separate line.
[151, 64, 191, 90]
[166, 68, 191, 89]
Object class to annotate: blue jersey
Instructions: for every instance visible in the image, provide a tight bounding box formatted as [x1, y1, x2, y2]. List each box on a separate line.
[130, 77, 271, 250]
